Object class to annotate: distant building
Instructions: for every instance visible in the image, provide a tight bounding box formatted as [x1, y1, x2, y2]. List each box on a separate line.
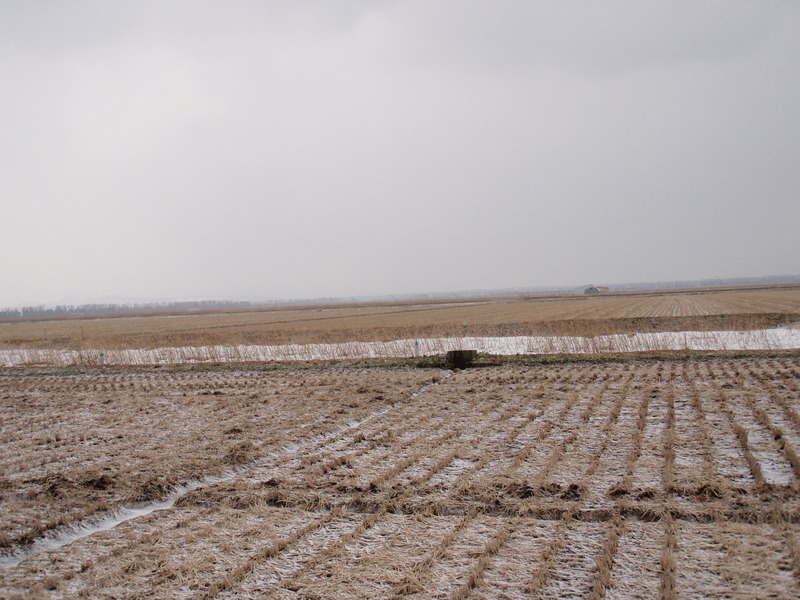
[575, 284, 610, 295]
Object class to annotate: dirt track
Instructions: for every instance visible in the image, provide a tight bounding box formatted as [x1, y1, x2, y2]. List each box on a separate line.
[2, 357, 799, 598]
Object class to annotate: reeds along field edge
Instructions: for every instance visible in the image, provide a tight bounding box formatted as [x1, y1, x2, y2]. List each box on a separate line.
[1, 328, 799, 366]
[2, 289, 798, 352]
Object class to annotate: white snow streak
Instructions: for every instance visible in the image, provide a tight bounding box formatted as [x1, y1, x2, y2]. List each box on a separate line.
[1, 328, 798, 367]
[0, 397, 414, 569]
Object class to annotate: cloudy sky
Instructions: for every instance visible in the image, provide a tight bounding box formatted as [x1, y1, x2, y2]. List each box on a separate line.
[2, 1, 799, 307]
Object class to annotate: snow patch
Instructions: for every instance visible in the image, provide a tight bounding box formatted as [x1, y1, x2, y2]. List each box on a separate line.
[1, 328, 798, 367]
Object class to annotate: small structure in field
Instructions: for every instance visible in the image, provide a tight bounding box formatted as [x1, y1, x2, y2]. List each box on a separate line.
[445, 350, 478, 369]
[576, 284, 610, 295]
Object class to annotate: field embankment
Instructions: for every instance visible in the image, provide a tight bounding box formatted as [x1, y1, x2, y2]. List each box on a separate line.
[1, 328, 799, 367]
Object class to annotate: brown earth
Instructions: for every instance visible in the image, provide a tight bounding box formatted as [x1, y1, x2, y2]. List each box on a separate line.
[2, 287, 799, 351]
[1, 356, 799, 598]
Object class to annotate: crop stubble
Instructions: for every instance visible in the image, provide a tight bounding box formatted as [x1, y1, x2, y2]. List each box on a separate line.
[2, 288, 799, 351]
[1, 356, 799, 599]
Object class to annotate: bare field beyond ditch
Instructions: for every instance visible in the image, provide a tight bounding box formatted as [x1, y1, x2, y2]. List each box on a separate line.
[2, 356, 800, 599]
[3, 288, 799, 351]
[2, 288, 799, 367]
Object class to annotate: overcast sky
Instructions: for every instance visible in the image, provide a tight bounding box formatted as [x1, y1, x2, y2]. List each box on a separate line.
[2, 1, 799, 307]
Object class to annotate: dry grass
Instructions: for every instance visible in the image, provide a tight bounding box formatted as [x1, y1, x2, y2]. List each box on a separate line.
[1, 357, 799, 598]
[0, 368, 433, 548]
[2, 287, 799, 351]
[660, 511, 677, 600]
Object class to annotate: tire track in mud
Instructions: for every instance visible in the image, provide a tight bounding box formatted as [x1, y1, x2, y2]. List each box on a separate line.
[683, 376, 724, 490]
[0, 371, 327, 545]
[202, 424, 488, 599]
[0, 372, 451, 570]
[619, 363, 671, 496]
[712, 379, 773, 488]
[247, 397, 448, 495]
[234, 371, 629, 599]
[432, 368, 632, 599]
[716, 361, 798, 480]
[747, 364, 800, 446]
[607, 381, 653, 498]
[542, 368, 669, 598]
[508, 363, 719, 600]
[189, 509, 344, 600]
[63, 505, 321, 600]
[193, 371, 517, 598]
[516, 377, 631, 599]
[55, 504, 225, 598]
[4, 358, 800, 599]
[387, 508, 481, 598]
[444, 379, 590, 507]
[1, 374, 453, 597]
[228, 373, 498, 511]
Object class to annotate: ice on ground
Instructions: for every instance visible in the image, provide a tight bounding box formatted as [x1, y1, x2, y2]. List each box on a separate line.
[1, 328, 799, 367]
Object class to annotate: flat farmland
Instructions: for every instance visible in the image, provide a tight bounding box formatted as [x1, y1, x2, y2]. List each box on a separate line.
[2, 287, 800, 350]
[2, 356, 800, 599]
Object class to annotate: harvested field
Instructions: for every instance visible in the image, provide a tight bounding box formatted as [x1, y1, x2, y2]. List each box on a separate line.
[3, 287, 799, 351]
[2, 356, 799, 598]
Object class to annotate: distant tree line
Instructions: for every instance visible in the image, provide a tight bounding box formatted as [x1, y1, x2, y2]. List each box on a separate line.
[0, 300, 271, 320]
[3, 274, 797, 320]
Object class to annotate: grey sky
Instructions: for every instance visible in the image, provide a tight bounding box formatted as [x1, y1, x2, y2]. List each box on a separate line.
[2, 1, 799, 307]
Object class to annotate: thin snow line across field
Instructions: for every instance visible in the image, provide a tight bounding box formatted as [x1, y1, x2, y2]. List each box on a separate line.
[1, 328, 799, 366]
[0, 374, 449, 568]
